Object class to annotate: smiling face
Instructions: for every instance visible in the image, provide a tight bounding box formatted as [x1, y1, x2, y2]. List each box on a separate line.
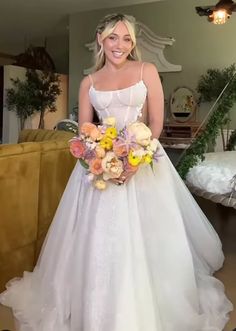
[99, 21, 134, 67]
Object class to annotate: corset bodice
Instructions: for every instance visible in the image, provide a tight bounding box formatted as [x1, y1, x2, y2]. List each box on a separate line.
[89, 80, 147, 130]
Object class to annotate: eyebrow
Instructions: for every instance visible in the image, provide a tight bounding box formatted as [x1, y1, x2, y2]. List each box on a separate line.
[110, 33, 131, 37]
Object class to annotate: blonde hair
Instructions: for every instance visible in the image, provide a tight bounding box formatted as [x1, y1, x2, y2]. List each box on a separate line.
[93, 13, 141, 71]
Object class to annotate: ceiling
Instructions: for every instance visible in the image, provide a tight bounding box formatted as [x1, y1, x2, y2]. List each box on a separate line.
[0, 0, 161, 54]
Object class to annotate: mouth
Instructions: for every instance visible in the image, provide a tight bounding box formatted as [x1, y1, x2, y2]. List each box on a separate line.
[112, 51, 124, 58]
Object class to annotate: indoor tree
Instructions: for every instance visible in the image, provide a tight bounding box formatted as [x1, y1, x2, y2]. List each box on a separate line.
[6, 77, 35, 130]
[6, 68, 61, 130]
[26, 69, 61, 129]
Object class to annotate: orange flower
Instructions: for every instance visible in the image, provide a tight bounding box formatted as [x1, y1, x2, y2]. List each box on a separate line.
[89, 158, 103, 175]
[95, 145, 106, 158]
[70, 140, 86, 158]
[80, 122, 97, 137]
[113, 139, 128, 157]
[90, 127, 103, 141]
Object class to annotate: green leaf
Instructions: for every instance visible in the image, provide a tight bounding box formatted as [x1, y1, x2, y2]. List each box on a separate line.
[79, 158, 89, 169]
[150, 161, 154, 172]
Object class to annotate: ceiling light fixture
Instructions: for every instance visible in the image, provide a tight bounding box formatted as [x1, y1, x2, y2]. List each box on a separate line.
[209, 9, 231, 24]
[195, 0, 236, 24]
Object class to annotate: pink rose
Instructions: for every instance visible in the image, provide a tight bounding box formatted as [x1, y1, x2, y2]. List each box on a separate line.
[113, 139, 129, 157]
[70, 140, 86, 158]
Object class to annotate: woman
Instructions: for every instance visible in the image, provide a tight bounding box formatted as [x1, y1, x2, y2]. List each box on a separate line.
[0, 13, 233, 331]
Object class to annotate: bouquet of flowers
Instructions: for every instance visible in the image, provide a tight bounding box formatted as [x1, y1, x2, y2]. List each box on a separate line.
[69, 117, 161, 190]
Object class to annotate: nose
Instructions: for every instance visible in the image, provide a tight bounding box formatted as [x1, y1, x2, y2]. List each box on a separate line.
[116, 38, 125, 49]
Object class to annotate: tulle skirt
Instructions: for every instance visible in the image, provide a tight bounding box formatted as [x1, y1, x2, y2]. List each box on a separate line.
[0, 147, 233, 331]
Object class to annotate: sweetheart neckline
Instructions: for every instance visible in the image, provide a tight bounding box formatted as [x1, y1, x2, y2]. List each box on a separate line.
[89, 80, 147, 93]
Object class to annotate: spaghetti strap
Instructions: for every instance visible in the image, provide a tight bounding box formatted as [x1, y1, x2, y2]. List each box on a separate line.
[88, 74, 94, 86]
[140, 62, 145, 80]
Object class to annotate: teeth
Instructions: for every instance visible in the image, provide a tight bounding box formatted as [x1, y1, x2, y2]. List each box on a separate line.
[113, 51, 123, 57]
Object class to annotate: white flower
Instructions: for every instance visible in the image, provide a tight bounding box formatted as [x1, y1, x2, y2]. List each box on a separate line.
[127, 122, 152, 146]
[132, 148, 146, 157]
[94, 179, 107, 190]
[149, 138, 159, 152]
[85, 140, 97, 150]
[146, 150, 153, 156]
[101, 152, 124, 180]
[103, 117, 116, 126]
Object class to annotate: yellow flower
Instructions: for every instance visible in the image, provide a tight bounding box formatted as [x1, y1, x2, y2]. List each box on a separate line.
[94, 179, 107, 190]
[105, 127, 118, 139]
[143, 154, 152, 164]
[100, 137, 113, 150]
[128, 151, 142, 166]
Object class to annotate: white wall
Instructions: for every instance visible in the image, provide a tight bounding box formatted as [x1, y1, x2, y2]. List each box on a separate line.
[2, 66, 25, 144]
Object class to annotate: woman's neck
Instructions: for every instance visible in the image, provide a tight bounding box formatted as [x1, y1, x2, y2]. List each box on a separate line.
[103, 60, 130, 73]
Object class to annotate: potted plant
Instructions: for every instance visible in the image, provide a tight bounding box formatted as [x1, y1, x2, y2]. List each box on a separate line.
[6, 68, 61, 130]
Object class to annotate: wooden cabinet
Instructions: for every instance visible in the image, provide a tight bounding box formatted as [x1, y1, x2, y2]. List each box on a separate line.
[160, 121, 201, 148]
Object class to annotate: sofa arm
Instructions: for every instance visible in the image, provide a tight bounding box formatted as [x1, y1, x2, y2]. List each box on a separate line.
[18, 129, 75, 143]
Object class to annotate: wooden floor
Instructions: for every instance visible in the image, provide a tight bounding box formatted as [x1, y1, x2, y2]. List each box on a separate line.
[0, 197, 235, 331]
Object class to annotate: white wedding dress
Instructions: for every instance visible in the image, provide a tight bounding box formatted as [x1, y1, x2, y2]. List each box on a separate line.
[0, 79, 233, 331]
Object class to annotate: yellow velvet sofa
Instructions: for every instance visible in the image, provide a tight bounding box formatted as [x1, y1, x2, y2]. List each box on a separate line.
[0, 129, 77, 291]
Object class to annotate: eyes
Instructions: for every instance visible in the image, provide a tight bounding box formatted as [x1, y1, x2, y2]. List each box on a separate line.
[108, 34, 132, 43]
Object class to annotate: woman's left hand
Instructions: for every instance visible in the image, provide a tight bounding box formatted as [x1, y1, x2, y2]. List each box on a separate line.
[118, 168, 138, 185]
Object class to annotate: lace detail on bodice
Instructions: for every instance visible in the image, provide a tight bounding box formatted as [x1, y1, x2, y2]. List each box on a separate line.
[89, 80, 147, 130]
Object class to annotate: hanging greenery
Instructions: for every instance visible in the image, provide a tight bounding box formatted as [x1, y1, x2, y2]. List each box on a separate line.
[6, 68, 61, 130]
[177, 64, 236, 179]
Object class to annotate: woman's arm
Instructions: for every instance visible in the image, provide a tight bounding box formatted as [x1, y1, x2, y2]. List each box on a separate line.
[142, 63, 164, 138]
[78, 76, 94, 131]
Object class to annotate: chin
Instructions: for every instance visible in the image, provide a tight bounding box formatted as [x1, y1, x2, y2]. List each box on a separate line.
[110, 57, 127, 65]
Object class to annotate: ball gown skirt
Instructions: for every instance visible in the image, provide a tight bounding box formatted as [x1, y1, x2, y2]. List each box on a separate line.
[0, 145, 233, 331]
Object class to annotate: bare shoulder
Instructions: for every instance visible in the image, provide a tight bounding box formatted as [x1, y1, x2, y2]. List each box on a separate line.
[142, 62, 161, 89]
[87, 68, 106, 84]
[142, 62, 159, 77]
[80, 75, 91, 90]
[126, 60, 147, 76]
[128, 60, 143, 70]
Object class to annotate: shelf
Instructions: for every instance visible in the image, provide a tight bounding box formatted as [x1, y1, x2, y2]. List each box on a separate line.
[160, 121, 201, 148]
